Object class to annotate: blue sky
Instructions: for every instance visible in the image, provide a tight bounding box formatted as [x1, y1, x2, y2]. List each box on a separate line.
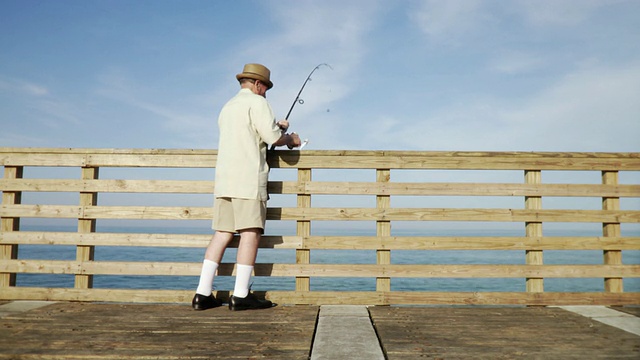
[1, 0, 639, 152]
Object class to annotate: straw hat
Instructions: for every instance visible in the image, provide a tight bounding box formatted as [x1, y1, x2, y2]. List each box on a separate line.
[236, 63, 273, 89]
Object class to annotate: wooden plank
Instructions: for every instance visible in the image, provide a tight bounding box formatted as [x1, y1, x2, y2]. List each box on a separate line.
[269, 264, 640, 278]
[2, 148, 637, 158]
[2, 287, 638, 305]
[271, 208, 640, 223]
[0, 148, 215, 155]
[271, 290, 640, 306]
[0, 205, 210, 219]
[3, 148, 638, 170]
[3, 232, 638, 250]
[84, 154, 216, 168]
[299, 236, 640, 250]
[294, 181, 640, 197]
[0, 286, 196, 303]
[2, 232, 638, 252]
[287, 208, 640, 222]
[0, 231, 302, 249]
[0, 302, 318, 359]
[0, 150, 217, 167]
[370, 307, 640, 359]
[4, 260, 638, 278]
[3, 205, 640, 223]
[382, 291, 640, 306]
[0, 205, 640, 223]
[0, 153, 89, 167]
[3, 179, 639, 197]
[270, 153, 640, 170]
[0, 204, 83, 218]
[0, 178, 215, 193]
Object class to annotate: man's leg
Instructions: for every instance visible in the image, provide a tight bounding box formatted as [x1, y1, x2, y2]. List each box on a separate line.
[233, 228, 261, 298]
[195, 231, 234, 296]
[229, 228, 274, 310]
[192, 230, 234, 310]
[205, 231, 235, 264]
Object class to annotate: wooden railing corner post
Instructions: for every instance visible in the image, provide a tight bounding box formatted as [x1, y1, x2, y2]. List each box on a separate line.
[1, 166, 24, 287]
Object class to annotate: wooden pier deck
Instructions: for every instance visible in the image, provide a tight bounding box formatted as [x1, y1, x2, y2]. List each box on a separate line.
[1, 301, 638, 359]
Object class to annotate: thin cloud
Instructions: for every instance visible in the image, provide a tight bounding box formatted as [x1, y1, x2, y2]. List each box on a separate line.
[409, 0, 491, 43]
[95, 68, 214, 147]
[488, 51, 546, 75]
[500, 62, 640, 151]
[515, 0, 625, 27]
[0, 76, 49, 96]
[0, 75, 81, 128]
[361, 62, 640, 152]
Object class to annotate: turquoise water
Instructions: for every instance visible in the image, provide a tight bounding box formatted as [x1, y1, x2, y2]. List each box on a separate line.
[14, 226, 640, 293]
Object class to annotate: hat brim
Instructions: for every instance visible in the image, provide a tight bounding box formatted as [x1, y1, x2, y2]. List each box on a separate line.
[236, 73, 273, 89]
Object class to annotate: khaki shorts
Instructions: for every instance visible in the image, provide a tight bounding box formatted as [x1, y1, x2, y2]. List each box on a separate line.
[212, 197, 267, 233]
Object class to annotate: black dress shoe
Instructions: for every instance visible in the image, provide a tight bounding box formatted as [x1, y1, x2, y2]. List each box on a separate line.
[229, 292, 274, 311]
[192, 293, 222, 310]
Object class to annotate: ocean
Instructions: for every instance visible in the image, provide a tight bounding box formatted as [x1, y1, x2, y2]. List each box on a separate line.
[13, 225, 640, 294]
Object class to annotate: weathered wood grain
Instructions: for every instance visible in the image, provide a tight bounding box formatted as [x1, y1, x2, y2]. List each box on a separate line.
[369, 306, 640, 359]
[2, 178, 639, 197]
[2, 232, 638, 250]
[1, 287, 639, 305]
[3, 260, 638, 279]
[0, 302, 319, 359]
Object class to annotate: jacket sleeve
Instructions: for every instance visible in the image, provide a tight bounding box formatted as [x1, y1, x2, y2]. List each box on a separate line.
[251, 98, 282, 145]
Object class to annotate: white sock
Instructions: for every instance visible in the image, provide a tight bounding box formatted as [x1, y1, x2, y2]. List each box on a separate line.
[195, 259, 219, 296]
[233, 264, 253, 298]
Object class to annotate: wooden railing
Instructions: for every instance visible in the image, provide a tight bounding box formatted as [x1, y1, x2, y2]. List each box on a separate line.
[1, 148, 639, 305]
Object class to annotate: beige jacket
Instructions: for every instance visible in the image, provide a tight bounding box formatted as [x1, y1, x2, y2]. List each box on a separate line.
[214, 89, 282, 200]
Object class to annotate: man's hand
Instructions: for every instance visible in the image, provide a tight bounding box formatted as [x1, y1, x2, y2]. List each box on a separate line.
[287, 132, 302, 149]
[277, 119, 289, 131]
[272, 129, 301, 149]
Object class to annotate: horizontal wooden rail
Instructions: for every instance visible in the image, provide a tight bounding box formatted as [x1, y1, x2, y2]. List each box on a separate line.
[2, 287, 638, 306]
[1, 148, 639, 305]
[3, 260, 639, 278]
[2, 179, 639, 197]
[2, 231, 639, 250]
[2, 148, 640, 170]
[2, 205, 640, 223]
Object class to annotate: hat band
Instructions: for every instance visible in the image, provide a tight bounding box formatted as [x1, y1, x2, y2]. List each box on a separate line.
[243, 71, 266, 79]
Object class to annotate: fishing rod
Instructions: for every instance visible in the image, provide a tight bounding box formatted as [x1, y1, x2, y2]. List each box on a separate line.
[271, 63, 332, 151]
[285, 63, 332, 120]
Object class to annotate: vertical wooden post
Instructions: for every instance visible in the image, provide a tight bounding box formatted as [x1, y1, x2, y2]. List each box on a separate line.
[602, 171, 623, 293]
[296, 168, 311, 294]
[1, 166, 23, 287]
[376, 169, 391, 293]
[75, 166, 98, 289]
[525, 170, 544, 293]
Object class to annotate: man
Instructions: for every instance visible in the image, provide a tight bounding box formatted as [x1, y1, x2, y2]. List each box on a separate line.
[192, 63, 301, 311]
